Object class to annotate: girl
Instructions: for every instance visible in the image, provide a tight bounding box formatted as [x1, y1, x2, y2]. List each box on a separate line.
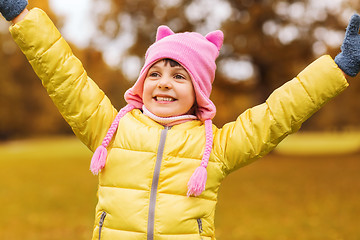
[1, 1, 359, 239]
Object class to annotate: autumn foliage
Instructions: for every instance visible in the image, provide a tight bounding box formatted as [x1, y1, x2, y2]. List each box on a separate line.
[0, 0, 359, 140]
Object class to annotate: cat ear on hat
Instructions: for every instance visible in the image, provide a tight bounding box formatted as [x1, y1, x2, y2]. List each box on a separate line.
[156, 25, 175, 41]
[205, 30, 224, 51]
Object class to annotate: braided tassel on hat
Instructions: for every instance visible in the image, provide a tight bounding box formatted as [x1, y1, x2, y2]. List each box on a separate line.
[187, 119, 213, 197]
[90, 104, 135, 175]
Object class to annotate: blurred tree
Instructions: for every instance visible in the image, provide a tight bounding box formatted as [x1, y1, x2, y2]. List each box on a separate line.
[88, 0, 360, 129]
[0, 0, 359, 140]
[0, 0, 63, 140]
[0, 0, 131, 140]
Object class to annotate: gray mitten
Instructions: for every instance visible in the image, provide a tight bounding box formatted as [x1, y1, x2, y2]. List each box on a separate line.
[335, 14, 360, 77]
[0, 0, 28, 21]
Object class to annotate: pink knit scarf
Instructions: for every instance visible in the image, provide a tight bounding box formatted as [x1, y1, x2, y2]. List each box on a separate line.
[142, 105, 197, 126]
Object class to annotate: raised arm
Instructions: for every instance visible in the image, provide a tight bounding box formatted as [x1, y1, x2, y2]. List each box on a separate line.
[2, 4, 117, 151]
[214, 14, 360, 175]
[214, 55, 348, 174]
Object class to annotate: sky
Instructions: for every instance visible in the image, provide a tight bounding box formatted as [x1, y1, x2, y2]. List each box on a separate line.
[48, 0, 236, 80]
[49, 0, 96, 47]
[49, 0, 353, 47]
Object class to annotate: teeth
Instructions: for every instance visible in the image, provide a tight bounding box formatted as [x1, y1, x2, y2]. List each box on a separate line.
[156, 97, 175, 102]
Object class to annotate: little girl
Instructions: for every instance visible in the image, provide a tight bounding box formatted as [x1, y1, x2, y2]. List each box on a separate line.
[1, 1, 359, 240]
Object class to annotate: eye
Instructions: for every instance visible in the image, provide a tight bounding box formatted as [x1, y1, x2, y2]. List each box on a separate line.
[174, 74, 186, 80]
[148, 72, 160, 78]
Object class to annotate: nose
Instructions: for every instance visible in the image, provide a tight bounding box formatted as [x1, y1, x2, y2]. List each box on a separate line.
[157, 76, 172, 89]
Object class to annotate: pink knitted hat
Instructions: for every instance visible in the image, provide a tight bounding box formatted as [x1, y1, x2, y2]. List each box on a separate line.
[90, 25, 224, 197]
[125, 25, 223, 121]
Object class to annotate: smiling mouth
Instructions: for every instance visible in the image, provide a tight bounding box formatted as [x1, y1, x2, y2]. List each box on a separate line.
[154, 96, 176, 102]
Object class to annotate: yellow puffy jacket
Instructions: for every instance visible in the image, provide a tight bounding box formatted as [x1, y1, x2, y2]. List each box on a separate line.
[10, 8, 348, 240]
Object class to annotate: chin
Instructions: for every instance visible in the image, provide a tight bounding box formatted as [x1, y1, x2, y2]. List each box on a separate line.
[156, 112, 174, 118]
[149, 108, 177, 118]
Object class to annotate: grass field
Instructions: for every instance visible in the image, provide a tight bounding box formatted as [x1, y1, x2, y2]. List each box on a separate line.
[0, 134, 360, 240]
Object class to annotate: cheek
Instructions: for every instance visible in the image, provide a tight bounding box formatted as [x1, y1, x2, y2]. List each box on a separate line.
[142, 82, 152, 101]
[183, 85, 196, 106]
[188, 85, 196, 102]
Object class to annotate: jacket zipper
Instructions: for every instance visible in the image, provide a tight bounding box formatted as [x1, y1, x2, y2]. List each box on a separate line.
[147, 126, 170, 240]
[197, 218, 204, 239]
[98, 211, 107, 240]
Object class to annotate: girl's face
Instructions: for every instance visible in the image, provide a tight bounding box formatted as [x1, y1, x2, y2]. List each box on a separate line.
[142, 59, 196, 118]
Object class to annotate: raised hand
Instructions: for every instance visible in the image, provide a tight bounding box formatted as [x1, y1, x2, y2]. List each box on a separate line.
[0, 0, 28, 21]
[335, 14, 360, 77]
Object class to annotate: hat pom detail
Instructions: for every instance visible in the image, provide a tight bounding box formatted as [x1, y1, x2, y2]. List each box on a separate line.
[156, 25, 175, 41]
[90, 145, 107, 175]
[187, 165, 208, 197]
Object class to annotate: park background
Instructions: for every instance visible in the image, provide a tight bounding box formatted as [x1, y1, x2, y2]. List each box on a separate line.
[1, 0, 360, 239]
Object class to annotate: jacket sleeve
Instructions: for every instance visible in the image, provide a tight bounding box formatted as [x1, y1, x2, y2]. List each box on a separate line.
[9, 8, 118, 151]
[213, 55, 349, 175]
